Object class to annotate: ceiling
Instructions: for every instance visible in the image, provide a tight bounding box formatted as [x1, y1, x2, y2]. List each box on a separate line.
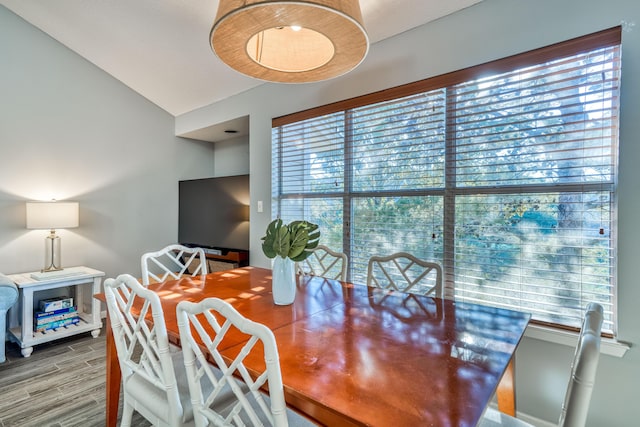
[1, 0, 482, 141]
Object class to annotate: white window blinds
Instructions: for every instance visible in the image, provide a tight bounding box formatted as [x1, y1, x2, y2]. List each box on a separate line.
[272, 27, 621, 334]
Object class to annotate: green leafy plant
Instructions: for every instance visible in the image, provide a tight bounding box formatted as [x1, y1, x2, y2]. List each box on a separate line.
[261, 219, 320, 262]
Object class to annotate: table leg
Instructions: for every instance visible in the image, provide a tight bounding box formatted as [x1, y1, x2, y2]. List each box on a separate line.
[496, 356, 516, 416]
[105, 312, 121, 427]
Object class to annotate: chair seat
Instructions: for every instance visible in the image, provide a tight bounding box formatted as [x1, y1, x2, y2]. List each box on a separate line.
[123, 346, 198, 424]
[124, 346, 241, 425]
[479, 407, 533, 427]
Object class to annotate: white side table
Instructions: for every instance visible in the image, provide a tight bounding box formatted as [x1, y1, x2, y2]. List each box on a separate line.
[7, 266, 104, 357]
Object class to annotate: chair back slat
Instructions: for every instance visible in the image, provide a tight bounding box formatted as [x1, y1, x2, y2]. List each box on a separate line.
[296, 245, 348, 281]
[366, 252, 443, 298]
[104, 274, 184, 424]
[177, 297, 290, 427]
[559, 302, 604, 427]
[141, 244, 208, 286]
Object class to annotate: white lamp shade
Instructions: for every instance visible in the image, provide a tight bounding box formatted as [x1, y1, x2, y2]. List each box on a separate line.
[26, 202, 79, 230]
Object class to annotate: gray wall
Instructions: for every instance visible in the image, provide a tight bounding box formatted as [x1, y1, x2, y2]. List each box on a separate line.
[176, 0, 640, 425]
[0, 6, 216, 279]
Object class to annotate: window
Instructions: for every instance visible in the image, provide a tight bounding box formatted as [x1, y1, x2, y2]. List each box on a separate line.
[272, 27, 621, 335]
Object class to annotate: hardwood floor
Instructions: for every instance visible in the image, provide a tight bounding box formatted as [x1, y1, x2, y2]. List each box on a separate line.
[0, 327, 150, 427]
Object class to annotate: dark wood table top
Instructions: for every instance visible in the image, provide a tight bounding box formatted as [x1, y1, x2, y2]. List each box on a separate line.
[98, 266, 530, 427]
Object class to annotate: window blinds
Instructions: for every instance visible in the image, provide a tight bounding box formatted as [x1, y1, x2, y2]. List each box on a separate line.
[272, 27, 620, 334]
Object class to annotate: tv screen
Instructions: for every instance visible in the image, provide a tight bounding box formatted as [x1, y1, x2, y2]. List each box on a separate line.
[178, 175, 250, 251]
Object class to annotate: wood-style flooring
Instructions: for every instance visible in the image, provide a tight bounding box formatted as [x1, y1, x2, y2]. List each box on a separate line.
[0, 327, 151, 426]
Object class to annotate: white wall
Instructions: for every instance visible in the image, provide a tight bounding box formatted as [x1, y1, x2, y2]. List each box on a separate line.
[176, 0, 640, 425]
[212, 135, 249, 177]
[0, 6, 216, 279]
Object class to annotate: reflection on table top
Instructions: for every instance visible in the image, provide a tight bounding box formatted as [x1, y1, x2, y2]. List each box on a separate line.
[141, 266, 531, 427]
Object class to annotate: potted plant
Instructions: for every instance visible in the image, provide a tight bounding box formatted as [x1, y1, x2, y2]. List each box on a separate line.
[261, 219, 320, 304]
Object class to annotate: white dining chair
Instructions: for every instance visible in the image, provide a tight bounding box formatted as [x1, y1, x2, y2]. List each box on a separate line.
[141, 244, 208, 286]
[479, 302, 604, 427]
[296, 245, 348, 281]
[104, 273, 196, 427]
[177, 297, 318, 427]
[366, 252, 443, 298]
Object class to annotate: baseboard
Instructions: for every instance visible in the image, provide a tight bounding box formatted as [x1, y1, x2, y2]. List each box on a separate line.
[486, 403, 556, 427]
[517, 412, 556, 427]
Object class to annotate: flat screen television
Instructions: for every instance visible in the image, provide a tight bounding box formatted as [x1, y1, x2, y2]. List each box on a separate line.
[178, 174, 250, 251]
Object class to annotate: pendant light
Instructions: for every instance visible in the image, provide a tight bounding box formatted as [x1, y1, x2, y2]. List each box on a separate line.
[210, 0, 369, 83]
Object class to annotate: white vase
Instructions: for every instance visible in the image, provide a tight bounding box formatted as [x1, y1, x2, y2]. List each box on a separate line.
[272, 256, 296, 305]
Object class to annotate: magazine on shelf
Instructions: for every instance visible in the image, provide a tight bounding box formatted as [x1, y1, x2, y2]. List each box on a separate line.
[35, 306, 77, 319]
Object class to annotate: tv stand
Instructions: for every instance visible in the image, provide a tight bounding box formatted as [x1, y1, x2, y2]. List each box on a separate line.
[181, 243, 249, 270]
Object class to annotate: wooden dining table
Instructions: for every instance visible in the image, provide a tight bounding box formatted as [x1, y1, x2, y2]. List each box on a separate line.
[95, 266, 530, 427]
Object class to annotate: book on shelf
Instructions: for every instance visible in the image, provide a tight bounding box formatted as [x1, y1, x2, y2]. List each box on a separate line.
[34, 307, 78, 326]
[35, 316, 81, 333]
[38, 296, 74, 312]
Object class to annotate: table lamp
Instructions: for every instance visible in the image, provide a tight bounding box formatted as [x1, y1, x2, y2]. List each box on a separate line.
[26, 201, 79, 272]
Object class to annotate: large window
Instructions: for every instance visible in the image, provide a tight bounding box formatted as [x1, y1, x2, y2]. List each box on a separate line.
[272, 28, 621, 335]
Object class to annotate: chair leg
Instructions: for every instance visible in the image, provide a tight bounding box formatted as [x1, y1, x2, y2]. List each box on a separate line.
[120, 400, 134, 427]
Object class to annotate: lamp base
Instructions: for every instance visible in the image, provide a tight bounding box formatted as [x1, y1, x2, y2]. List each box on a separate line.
[43, 231, 63, 272]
